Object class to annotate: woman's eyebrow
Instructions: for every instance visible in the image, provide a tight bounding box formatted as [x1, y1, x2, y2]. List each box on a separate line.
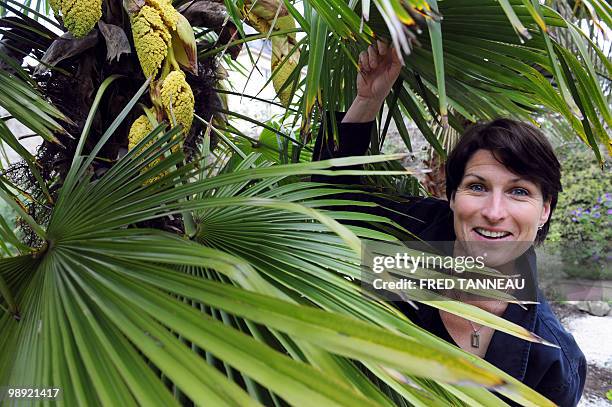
[464, 173, 528, 183]
[463, 173, 486, 181]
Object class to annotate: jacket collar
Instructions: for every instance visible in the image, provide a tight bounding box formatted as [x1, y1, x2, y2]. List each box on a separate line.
[485, 302, 537, 381]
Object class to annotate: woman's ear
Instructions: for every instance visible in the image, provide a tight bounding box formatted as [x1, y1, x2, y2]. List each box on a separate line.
[539, 198, 552, 226]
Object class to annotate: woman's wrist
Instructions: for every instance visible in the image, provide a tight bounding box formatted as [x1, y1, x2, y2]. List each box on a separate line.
[342, 95, 384, 123]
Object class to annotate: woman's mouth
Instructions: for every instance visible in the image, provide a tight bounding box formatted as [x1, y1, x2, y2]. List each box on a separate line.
[473, 227, 512, 240]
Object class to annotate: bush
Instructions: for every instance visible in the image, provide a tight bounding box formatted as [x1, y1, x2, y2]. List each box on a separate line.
[547, 144, 611, 280]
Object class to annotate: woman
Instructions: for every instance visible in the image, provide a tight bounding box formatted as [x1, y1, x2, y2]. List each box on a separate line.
[313, 42, 586, 406]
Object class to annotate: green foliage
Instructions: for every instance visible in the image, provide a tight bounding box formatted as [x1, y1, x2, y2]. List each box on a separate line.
[0, 199, 16, 256]
[1, 0, 611, 405]
[233, 122, 312, 165]
[548, 144, 612, 279]
[0, 199, 12, 222]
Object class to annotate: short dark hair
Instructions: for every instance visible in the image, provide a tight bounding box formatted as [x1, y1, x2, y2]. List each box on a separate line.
[445, 118, 562, 243]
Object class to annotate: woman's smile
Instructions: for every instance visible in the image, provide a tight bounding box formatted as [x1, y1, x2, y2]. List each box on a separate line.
[472, 227, 512, 240]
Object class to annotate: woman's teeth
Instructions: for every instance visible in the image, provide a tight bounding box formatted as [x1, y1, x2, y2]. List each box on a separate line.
[475, 228, 511, 238]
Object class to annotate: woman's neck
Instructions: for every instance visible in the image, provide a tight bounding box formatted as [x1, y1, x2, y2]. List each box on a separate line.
[460, 296, 508, 316]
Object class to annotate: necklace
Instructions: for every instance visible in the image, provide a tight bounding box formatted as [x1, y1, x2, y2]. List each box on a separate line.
[468, 320, 483, 348]
[445, 274, 508, 349]
[466, 300, 504, 349]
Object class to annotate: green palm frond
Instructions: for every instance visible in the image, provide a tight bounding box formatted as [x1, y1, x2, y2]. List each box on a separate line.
[0, 0, 54, 19]
[0, 68, 66, 144]
[270, 0, 611, 159]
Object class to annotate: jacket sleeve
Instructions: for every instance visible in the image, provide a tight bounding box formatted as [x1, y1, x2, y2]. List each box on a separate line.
[532, 312, 588, 407]
[311, 111, 374, 184]
[536, 351, 587, 407]
[309, 112, 453, 239]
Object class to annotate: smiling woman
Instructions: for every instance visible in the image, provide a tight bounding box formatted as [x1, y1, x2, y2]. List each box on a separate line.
[312, 42, 587, 406]
[446, 119, 561, 246]
[446, 120, 559, 270]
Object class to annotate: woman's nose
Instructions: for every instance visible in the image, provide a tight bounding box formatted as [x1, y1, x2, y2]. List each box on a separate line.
[481, 191, 507, 223]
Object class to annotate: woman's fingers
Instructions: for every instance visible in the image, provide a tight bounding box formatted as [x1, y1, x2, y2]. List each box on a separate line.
[367, 44, 379, 70]
[389, 45, 402, 66]
[377, 40, 402, 67]
[377, 40, 388, 56]
[360, 42, 399, 73]
[359, 50, 370, 72]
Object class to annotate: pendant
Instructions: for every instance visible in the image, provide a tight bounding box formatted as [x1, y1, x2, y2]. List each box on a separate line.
[471, 332, 480, 348]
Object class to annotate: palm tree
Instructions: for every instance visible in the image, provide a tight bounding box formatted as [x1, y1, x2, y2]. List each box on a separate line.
[0, 0, 610, 406]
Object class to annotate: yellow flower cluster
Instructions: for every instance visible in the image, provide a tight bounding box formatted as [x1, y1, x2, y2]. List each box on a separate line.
[147, 0, 178, 30]
[126, 0, 197, 180]
[128, 115, 165, 184]
[50, 0, 102, 38]
[160, 70, 194, 137]
[49, 0, 60, 13]
[128, 115, 154, 152]
[130, 0, 179, 78]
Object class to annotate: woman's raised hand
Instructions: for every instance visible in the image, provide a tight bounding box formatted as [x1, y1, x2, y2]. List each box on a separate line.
[343, 41, 403, 123]
[357, 41, 403, 103]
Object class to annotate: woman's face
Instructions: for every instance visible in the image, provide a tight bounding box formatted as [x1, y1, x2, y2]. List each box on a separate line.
[449, 149, 551, 267]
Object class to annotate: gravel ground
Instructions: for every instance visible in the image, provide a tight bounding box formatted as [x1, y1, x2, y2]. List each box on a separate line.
[552, 303, 612, 406]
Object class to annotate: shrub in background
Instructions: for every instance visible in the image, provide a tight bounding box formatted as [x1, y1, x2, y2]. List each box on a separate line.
[548, 145, 611, 280]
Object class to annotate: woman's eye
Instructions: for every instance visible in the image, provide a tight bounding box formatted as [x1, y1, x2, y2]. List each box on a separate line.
[468, 184, 485, 192]
[511, 188, 529, 196]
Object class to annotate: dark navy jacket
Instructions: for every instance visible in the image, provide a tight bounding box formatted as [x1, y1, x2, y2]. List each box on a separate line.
[312, 113, 587, 406]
